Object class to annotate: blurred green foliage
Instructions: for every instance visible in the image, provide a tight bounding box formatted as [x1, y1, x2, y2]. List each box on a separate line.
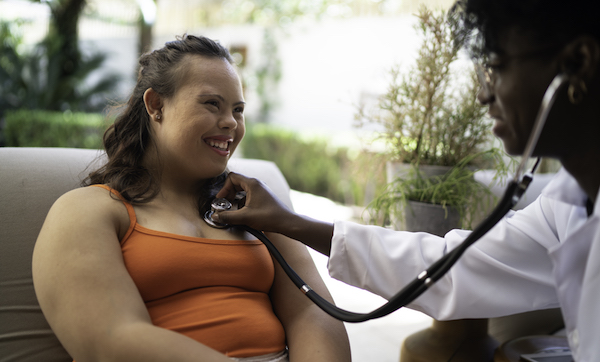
[355, 7, 490, 167]
[5, 109, 106, 149]
[240, 123, 386, 205]
[0, 20, 119, 114]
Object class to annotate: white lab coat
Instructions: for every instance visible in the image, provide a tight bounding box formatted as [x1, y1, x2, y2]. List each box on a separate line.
[329, 168, 600, 361]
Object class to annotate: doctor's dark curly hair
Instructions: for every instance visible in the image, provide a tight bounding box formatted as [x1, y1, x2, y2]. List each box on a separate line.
[85, 35, 233, 215]
[451, 0, 600, 61]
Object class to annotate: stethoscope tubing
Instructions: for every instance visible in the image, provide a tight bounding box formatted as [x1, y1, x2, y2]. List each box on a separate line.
[237, 179, 521, 322]
[230, 73, 568, 323]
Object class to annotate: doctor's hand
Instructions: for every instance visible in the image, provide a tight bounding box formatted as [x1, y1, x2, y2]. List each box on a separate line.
[214, 172, 296, 234]
[214, 172, 334, 256]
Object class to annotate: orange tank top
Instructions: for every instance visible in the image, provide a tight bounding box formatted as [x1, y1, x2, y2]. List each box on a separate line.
[92, 185, 286, 357]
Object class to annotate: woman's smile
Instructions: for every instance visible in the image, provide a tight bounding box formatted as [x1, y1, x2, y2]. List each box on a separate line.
[204, 136, 232, 156]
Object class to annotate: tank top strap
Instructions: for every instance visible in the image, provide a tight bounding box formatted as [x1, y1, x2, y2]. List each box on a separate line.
[89, 184, 137, 243]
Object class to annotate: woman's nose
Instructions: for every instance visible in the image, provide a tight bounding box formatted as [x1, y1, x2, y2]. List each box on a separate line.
[218, 113, 238, 129]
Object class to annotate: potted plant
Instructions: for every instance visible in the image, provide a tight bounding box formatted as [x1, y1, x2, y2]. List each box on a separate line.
[355, 7, 510, 361]
[356, 6, 509, 233]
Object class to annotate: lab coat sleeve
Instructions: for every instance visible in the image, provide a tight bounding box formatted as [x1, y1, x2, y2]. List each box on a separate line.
[329, 195, 562, 320]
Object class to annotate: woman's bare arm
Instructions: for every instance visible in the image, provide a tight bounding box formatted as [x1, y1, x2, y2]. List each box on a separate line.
[32, 187, 232, 362]
[267, 232, 351, 362]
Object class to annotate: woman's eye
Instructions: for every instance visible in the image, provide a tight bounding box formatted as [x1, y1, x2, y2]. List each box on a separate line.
[206, 101, 219, 107]
[234, 107, 244, 114]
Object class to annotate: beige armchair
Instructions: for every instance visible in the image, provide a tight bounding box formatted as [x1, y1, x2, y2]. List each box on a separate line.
[0, 147, 293, 361]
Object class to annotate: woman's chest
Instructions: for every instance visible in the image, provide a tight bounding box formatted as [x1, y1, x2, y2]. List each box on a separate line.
[121, 228, 275, 302]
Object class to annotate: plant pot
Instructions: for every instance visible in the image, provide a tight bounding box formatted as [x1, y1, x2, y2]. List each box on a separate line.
[405, 200, 461, 237]
[386, 162, 461, 234]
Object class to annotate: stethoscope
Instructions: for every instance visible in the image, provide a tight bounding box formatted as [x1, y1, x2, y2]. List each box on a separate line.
[204, 73, 568, 323]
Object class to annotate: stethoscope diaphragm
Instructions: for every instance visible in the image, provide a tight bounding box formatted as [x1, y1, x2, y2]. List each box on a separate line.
[204, 198, 232, 229]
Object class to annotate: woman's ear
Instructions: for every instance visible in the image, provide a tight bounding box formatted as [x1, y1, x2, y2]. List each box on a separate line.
[143, 88, 163, 122]
[560, 35, 600, 81]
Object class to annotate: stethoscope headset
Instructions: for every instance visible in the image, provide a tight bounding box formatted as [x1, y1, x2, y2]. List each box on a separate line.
[204, 73, 568, 323]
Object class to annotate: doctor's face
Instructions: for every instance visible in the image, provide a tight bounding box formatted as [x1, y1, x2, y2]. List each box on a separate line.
[477, 27, 569, 157]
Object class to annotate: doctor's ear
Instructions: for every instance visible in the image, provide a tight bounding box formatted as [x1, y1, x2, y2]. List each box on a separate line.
[559, 35, 600, 81]
[143, 88, 164, 122]
[559, 36, 600, 104]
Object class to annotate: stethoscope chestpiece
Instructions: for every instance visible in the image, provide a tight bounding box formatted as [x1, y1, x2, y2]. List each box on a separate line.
[204, 198, 232, 229]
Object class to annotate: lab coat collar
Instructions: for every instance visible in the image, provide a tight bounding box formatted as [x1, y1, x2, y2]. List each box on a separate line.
[541, 168, 589, 208]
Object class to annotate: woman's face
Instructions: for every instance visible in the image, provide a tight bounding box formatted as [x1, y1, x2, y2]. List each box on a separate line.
[479, 27, 569, 157]
[152, 55, 245, 182]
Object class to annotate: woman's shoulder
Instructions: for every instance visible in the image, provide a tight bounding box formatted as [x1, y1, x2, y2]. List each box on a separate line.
[51, 185, 132, 235]
[56, 185, 123, 209]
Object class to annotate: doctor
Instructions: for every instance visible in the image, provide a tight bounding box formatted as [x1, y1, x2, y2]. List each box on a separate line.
[215, 0, 600, 360]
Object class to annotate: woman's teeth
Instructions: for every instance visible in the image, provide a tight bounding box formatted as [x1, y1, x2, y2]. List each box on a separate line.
[206, 139, 229, 150]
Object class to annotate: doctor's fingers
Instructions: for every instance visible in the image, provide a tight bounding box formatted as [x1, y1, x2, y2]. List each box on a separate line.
[215, 206, 276, 231]
[213, 207, 250, 227]
[220, 173, 283, 209]
[216, 172, 254, 200]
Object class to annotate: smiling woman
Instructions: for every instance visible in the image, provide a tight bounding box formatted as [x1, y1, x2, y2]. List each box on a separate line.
[31, 34, 351, 362]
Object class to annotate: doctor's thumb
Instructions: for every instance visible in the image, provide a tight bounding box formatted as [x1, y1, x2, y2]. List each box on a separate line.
[211, 211, 226, 223]
[212, 209, 244, 226]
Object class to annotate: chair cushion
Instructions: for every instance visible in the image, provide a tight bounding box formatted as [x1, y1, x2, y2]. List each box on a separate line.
[0, 147, 105, 361]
